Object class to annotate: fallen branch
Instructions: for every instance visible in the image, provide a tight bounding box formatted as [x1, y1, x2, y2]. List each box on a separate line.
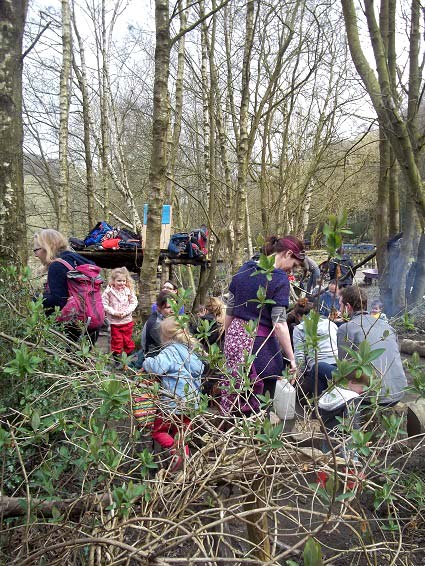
[399, 338, 425, 357]
[16, 536, 148, 566]
[0, 492, 110, 520]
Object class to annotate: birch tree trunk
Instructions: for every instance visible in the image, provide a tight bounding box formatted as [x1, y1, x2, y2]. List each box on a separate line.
[245, 198, 253, 258]
[259, 110, 273, 234]
[58, 0, 72, 233]
[100, 0, 110, 220]
[375, 1, 394, 305]
[233, 0, 255, 269]
[139, 0, 170, 319]
[388, 158, 399, 234]
[168, 0, 188, 203]
[209, 5, 234, 256]
[200, 1, 210, 215]
[376, 128, 390, 285]
[224, 3, 239, 147]
[0, 0, 28, 265]
[72, 8, 95, 228]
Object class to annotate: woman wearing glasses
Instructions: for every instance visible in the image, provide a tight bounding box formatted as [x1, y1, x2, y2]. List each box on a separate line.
[33, 228, 99, 342]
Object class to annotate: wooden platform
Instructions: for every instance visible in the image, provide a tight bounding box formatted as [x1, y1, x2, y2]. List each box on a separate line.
[78, 248, 211, 273]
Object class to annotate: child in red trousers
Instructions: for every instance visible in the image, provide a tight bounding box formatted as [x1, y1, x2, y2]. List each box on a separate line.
[142, 317, 204, 472]
[102, 267, 138, 358]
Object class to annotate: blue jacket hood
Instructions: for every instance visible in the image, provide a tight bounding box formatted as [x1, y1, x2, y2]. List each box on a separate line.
[142, 342, 203, 413]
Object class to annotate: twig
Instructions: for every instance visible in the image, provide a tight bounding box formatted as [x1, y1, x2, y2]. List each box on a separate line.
[9, 428, 31, 557]
[22, 21, 52, 60]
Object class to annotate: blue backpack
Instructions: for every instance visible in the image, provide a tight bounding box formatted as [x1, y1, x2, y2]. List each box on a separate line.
[168, 233, 192, 257]
[84, 221, 113, 246]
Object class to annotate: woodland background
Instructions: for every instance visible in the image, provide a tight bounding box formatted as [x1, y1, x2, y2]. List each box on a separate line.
[1, 2, 425, 564]
[2, 0, 424, 316]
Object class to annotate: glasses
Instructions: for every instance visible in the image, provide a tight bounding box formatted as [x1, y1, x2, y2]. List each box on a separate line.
[33, 247, 42, 253]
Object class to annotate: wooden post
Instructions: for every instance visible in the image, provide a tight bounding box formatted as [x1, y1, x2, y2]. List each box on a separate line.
[161, 258, 171, 286]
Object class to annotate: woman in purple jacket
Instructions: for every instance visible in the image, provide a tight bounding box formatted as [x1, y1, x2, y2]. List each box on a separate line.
[222, 235, 305, 414]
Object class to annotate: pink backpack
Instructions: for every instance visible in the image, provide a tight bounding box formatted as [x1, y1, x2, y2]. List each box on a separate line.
[54, 259, 105, 330]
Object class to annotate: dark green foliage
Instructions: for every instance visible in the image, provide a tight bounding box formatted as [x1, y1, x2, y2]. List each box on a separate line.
[407, 353, 425, 398]
[0, 265, 142, 503]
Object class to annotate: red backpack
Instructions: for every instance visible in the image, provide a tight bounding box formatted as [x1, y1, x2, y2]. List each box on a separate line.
[54, 259, 105, 330]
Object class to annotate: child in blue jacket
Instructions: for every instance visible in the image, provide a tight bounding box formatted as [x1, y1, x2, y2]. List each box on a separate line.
[142, 316, 203, 471]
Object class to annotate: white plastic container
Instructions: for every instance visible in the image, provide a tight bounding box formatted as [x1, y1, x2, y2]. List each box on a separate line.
[273, 379, 296, 420]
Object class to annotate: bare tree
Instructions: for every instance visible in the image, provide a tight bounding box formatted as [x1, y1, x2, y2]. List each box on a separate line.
[341, 0, 425, 312]
[232, 0, 255, 268]
[139, 0, 171, 318]
[0, 0, 29, 264]
[71, 2, 95, 228]
[58, 0, 72, 232]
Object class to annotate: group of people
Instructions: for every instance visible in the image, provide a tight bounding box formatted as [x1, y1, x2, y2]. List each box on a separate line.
[33, 228, 408, 470]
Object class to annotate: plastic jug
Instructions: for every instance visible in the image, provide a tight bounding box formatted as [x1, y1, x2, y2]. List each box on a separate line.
[273, 378, 296, 420]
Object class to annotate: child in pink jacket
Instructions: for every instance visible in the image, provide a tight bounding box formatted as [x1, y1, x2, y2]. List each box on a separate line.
[102, 267, 138, 357]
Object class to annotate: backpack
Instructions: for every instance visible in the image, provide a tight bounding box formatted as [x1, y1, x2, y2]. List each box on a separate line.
[54, 259, 105, 330]
[336, 255, 354, 284]
[101, 238, 121, 249]
[189, 240, 202, 257]
[168, 233, 192, 257]
[68, 237, 85, 251]
[117, 228, 140, 242]
[84, 221, 113, 247]
[191, 225, 208, 255]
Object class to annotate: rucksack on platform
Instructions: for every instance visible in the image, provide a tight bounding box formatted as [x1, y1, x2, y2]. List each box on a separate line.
[168, 233, 192, 256]
[54, 259, 105, 330]
[83, 221, 113, 247]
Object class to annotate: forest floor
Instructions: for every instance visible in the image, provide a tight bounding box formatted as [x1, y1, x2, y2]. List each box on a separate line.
[93, 278, 425, 565]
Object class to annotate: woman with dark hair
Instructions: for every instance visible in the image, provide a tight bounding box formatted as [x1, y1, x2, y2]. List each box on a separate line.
[161, 280, 178, 293]
[152, 280, 184, 314]
[221, 235, 305, 414]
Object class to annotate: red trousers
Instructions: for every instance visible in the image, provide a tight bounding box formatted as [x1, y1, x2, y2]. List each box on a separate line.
[152, 415, 191, 452]
[110, 321, 135, 355]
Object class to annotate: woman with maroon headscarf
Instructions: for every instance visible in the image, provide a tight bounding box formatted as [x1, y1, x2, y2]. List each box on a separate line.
[221, 235, 305, 415]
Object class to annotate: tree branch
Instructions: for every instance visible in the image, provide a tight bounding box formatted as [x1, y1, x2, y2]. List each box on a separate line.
[170, 0, 232, 47]
[22, 21, 52, 60]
